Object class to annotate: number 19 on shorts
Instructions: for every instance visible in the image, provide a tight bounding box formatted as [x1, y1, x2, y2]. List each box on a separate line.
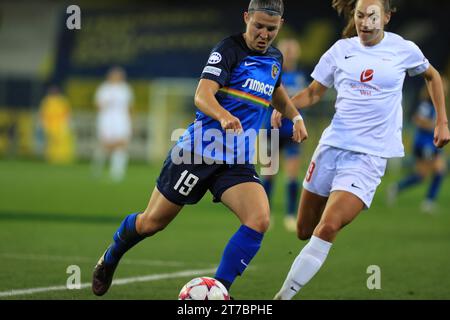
[174, 170, 199, 196]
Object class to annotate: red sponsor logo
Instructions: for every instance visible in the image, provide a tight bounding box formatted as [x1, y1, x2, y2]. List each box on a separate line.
[360, 69, 374, 83]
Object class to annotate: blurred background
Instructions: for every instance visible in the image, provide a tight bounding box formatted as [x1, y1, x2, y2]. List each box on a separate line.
[0, 0, 449, 300]
[1, 0, 449, 162]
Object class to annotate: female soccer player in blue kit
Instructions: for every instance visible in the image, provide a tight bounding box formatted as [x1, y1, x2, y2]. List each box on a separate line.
[92, 0, 308, 297]
[388, 77, 448, 213]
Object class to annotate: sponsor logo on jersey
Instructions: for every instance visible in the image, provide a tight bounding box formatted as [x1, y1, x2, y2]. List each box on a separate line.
[208, 52, 222, 64]
[271, 64, 280, 79]
[360, 69, 374, 83]
[242, 78, 275, 96]
[202, 66, 222, 77]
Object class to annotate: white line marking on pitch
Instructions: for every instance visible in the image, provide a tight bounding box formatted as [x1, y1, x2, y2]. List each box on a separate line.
[0, 268, 216, 298]
[0, 253, 190, 267]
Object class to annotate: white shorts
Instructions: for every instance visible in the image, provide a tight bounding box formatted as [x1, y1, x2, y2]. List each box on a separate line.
[303, 144, 387, 208]
[97, 114, 131, 144]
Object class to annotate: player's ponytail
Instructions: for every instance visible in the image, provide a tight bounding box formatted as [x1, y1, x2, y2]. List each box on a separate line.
[332, 0, 397, 38]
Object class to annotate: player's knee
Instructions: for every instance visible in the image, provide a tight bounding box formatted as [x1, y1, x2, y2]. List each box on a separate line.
[313, 221, 340, 242]
[246, 211, 270, 233]
[137, 213, 167, 236]
[254, 215, 270, 233]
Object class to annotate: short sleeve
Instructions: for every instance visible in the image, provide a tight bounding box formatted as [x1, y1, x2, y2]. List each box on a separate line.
[200, 39, 236, 87]
[311, 45, 337, 88]
[404, 41, 430, 77]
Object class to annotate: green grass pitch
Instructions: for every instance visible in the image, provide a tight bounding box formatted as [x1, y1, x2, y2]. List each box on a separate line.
[0, 159, 449, 300]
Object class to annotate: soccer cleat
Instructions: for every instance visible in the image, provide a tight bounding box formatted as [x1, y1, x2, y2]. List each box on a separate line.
[421, 200, 436, 214]
[92, 247, 117, 296]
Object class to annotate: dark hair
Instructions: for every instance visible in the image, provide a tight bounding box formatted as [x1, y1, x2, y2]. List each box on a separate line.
[248, 0, 284, 17]
[332, 0, 397, 38]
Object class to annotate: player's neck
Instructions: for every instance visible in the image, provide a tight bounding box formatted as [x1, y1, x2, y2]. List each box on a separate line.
[360, 31, 385, 47]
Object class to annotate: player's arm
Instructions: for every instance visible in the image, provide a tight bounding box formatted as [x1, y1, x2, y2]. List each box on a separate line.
[271, 85, 308, 143]
[291, 80, 328, 110]
[422, 65, 450, 148]
[194, 79, 242, 133]
[271, 80, 327, 129]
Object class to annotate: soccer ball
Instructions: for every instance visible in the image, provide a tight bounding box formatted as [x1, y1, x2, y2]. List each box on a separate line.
[178, 277, 230, 300]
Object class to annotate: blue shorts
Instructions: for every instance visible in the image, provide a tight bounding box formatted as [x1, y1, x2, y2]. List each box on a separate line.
[156, 151, 261, 205]
[413, 143, 441, 160]
[267, 134, 301, 159]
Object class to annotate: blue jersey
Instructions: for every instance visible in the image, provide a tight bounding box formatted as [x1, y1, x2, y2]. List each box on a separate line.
[414, 100, 436, 147]
[176, 34, 283, 164]
[264, 69, 307, 138]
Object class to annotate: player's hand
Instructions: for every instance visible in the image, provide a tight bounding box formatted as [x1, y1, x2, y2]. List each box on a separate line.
[220, 112, 243, 134]
[271, 109, 283, 128]
[292, 119, 308, 143]
[434, 122, 450, 148]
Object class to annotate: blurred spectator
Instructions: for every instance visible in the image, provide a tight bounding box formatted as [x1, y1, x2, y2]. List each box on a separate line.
[388, 76, 449, 213]
[39, 85, 75, 164]
[92, 66, 134, 182]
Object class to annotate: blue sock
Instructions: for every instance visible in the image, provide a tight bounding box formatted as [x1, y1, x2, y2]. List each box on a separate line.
[262, 178, 273, 203]
[104, 213, 146, 266]
[215, 225, 264, 290]
[398, 174, 423, 192]
[426, 173, 444, 201]
[287, 179, 299, 215]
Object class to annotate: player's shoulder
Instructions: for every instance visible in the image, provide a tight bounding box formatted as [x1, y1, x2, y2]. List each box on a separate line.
[384, 32, 419, 50]
[211, 34, 243, 53]
[266, 44, 283, 61]
[323, 37, 358, 57]
[332, 37, 357, 49]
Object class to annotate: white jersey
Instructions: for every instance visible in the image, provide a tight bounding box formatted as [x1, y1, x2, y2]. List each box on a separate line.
[95, 82, 133, 142]
[311, 32, 429, 158]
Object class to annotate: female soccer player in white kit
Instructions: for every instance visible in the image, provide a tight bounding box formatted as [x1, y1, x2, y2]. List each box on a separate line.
[93, 66, 134, 182]
[273, 0, 450, 299]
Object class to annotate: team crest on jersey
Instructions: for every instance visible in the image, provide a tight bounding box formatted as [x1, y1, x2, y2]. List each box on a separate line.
[360, 69, 374, 83]
[271, 64, 279, 79]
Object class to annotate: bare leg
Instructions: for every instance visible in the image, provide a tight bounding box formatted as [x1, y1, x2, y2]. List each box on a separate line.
[296, 189, 328, 240]
[92, 187, 183, 296]
[275, 191, 364, 300]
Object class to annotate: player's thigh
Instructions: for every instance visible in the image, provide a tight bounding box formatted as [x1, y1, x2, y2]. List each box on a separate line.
[313, 190, 364, 242]
[296, 188, 328, 240]
[221, 182, 270, 233]
[138, 187, 183, 234]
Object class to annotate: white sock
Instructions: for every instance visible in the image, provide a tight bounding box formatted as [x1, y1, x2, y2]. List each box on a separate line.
[110, 149, 128, 182]
[275, 236, 332, 300]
